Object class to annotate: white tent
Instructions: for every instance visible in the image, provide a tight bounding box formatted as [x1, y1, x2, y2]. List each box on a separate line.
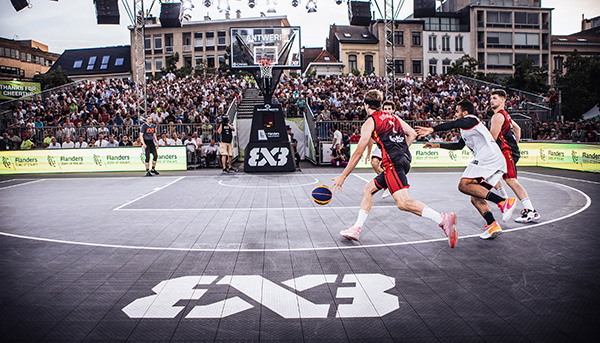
[582, 104, 600, 120]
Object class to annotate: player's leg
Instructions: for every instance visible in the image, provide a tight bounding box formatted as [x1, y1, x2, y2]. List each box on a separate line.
[340, 179, 380, 241]
[458, 168, 517, 222]
[144, 147, 152, 176]
[150, 146, 159, 174]
[505, 177, 540, 223]
[471, 196, 503, 239]
[370, 157, 383, 174]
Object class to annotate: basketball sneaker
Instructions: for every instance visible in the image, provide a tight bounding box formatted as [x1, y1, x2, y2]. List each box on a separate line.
[439, 212, 457, 248]
[498, 197, 517, 222]
[151, 168, 159, 175]
[382, 189, 391, 199]
[480, 221, 503, 240]
[515, 209, 541, 223]
[340, 225, 361, 241]
[145, 171, 153, 177]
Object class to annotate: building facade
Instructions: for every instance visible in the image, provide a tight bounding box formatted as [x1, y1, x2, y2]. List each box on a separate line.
[551, 25, 600, 77]
[0, 38, 59, 80]
[327, 25, 379, 76]
[370, 20, 426, 78]
[49, 46, 131, 82]
[305, 50, 344, 77]
[133, 15, 290, 75]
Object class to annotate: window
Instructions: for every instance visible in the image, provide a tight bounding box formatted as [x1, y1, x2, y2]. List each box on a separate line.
[515, 33, 540, 48]
[324, 56, 331, 61]
[487, 11, 512, 26]
[487, 32, 512, 47]
[206, 32, 215, 50]
[195, 55, 204, 67]
[87, 56, 96, 70]
[344, 33, 351, 38]
[26, 53, 32, 63]
[73, 60, 83, 68]
[413, 60, 422, 74]
[40, 57, 45, 66]
[442, 59, 452, 74]
[428, 36, 437, 51]
[20, 52, 26, 61]
[183, 32, 192, 46]
[412, 32, 421, 46]
[394, 31, 403, 45]
[515, 12, 539, 27]
[218, 54, 225, 65]
[207, 55, 215, 68]
[515, 53, 540, 66]
[100, 56, 110, 70]
[217, 31, 226, 46]
[440, 17, 450, 31]
[364, 55, 374, 73]
[164, 34, 173, 48]
[442, 36, 450, 52]
[155, 58, 163, 71]
[348, 54, 357, 71]
[154, 35, 162, 49]
[144, 35, 151, 50]
[145, 58, 152, 72]
[195, 32, 203, 47]
[115, 58, 124, 66]
[554, 56, 564, 72]
[429, 59, 437, 75]
[394, 60, 404, 74]
[0, 47, 4, 57]
[455, 36, 464, 51]
[362, 34, 369, 38]
[487, 53, 512, 68]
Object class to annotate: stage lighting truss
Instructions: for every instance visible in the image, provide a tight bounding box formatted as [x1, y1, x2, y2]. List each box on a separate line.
[306, 0, 317, 13]
[266, 0, 277, 13]
[218, 0, 230, 12]
[248, 0, 256, 8]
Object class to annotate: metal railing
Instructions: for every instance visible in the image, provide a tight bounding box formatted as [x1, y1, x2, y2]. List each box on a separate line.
[456, 75, 547, 105]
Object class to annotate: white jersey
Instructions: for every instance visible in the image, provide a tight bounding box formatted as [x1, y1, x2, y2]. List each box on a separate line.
[459, 115, 506, 172]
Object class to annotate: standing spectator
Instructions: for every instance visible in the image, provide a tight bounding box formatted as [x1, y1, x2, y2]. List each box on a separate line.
[75, 136, 88, 148]
[62, 136, 75, 149]
[331, 143, 347, 167]
[290, 132, 301, 170]
[332, 125, 343, 150]
[217, 116, 235, 173]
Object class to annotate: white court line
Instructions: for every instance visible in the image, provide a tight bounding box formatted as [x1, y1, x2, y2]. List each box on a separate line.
[0, 175, 591, 252]
[218, 177, 320, 188]
[115, 205, 399, 212]
[520, 171, 600, 185]
[0, 179, 44, 190]
[112, 176, 185, 211]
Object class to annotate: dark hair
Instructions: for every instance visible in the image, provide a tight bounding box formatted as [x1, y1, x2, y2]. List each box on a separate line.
[457, 100, 475, 115]
[491, 89, 507, 98]
[382, 100, 395, 110]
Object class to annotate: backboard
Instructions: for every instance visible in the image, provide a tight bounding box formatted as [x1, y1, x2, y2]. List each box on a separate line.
[230, 27, 301, 69]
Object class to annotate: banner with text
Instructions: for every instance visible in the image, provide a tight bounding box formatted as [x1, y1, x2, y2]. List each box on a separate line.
[0, 147, 187, 174]
[0, 81, 41, 100]
[350, 143, 599, 173]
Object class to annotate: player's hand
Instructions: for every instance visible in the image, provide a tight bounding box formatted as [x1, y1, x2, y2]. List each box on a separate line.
[330, 175, 346, 194]
[423, 143, 439, 149]
[416, 126, 433, 137]
[364, 155, 371, 165]
[142, 144, 147, 149]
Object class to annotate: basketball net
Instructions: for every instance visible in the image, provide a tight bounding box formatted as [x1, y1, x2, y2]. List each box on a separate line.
[257, 58, 276, 79]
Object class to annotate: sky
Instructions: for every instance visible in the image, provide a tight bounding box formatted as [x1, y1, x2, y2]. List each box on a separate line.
[0, 0, 598, 54]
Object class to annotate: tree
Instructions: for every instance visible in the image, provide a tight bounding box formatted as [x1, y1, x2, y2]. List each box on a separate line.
[162, 52, 179, 74]
[554, 51, 600, 120]
[33, 66, 72, 90]
[447, 54, 478, 78]
[503, 58, 549, 95]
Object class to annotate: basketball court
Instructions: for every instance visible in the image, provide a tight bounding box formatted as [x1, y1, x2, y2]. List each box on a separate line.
[1, 166, 599, 341]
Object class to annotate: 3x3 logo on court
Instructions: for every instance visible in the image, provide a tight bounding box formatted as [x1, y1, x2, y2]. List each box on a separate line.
[122, 273, 399, 319]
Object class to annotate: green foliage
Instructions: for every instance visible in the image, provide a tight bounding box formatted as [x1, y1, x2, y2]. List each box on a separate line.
[163, 52, 179, 73]
[503, 58, 549, 95]
[475, 72, 498, 83]
[290, 72, 300, 78]
[447, 54, 479, 78]
[350, 68, 360, 77]
[554, 51, 600, 120]
[33, 66, 72, 90]
[175, 65, 193, 78]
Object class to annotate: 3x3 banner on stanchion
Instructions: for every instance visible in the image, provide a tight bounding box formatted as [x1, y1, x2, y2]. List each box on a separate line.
[0, 147, 187, 174]
[350, 143, 600, 173]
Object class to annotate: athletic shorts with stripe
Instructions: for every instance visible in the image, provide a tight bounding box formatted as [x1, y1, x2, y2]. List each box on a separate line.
[502, 149, 520, 179]
[373, 156, 411, 194]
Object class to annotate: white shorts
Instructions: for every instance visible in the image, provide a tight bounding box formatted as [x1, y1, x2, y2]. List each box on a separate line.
[461, 161, 504, 187]
[371, 146, 382, 160]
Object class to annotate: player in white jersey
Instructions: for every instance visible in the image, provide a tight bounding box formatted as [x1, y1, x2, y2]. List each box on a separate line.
[417, 100, 517, 239]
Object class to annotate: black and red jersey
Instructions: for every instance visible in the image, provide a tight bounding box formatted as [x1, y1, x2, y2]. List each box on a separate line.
[495, 109, 519, 158]
[370, 110, 411, 168]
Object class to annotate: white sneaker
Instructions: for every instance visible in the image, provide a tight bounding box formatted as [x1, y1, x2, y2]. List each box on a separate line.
[515, 209, 541, 223]
[382, 189, 391, 199]
[340, 225, 361, 241]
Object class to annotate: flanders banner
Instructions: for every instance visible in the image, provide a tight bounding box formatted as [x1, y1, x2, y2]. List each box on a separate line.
[350, 143, 600, 173]
[0, 81, 41, 100]
[0, 147, 187, 174]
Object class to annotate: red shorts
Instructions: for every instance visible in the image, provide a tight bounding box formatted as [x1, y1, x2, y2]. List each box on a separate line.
[373, 157, 410, 194]
[502, 149, 519, 179]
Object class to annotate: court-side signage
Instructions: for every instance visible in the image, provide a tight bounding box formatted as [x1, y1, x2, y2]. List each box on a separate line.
[0, 146, 187, 174]
[350, 143, 600, 172]
[122, 274, 398, 319]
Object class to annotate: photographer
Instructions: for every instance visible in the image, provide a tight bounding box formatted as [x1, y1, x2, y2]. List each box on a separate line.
[217, 116, 235, 173]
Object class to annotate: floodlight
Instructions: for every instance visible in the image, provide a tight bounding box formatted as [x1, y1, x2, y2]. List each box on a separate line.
[182, 0, 194, 10]
[306, 0, 317, 13]
[248, 0, 256, 8]
[267, 0, 277, 13]
[218, 0, 230, 12]
[335, 0, 342, 4]
[204, 0, 212, 7]
[291, 0, 298, 7]
[11, 0, 29, 12]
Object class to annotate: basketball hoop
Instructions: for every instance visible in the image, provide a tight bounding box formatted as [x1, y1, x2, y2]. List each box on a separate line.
[257, 58, 276, 79]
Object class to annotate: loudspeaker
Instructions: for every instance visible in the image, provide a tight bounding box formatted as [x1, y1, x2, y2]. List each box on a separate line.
[348, 0, 371, 26]
[94, 0, 120, 25]
[11, 0, 29, 12]
[160, 2, 182, 28]
[413, 0, 436, 18]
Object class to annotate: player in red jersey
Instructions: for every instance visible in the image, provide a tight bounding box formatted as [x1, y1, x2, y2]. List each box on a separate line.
[331, 89, 458, 248]
[489, 89, 540, 223]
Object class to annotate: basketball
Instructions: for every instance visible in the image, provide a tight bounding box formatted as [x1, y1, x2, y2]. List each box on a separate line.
[312, 185, 333, 205]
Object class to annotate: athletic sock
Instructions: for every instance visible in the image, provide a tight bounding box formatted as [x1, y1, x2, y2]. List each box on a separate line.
[353, 209, 369, 228]
[483, 211, 496, 226]
[521, 198, 534, 210]
[486, 191, 505, 204]
[496, 186, 508, 199]
[421, 206, 443, 225]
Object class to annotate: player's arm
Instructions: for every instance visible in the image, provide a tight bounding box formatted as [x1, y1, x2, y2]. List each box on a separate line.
[364, 138, 374, 164]
[489, 113, 504, 140]
[331, 118, 374, 193]
[439, 138, 466, 150]
[228, 123, 235, 131]
[399, 119, 417, 146]
[511, 120, 521, 143]
[139, 126, 146, 149]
